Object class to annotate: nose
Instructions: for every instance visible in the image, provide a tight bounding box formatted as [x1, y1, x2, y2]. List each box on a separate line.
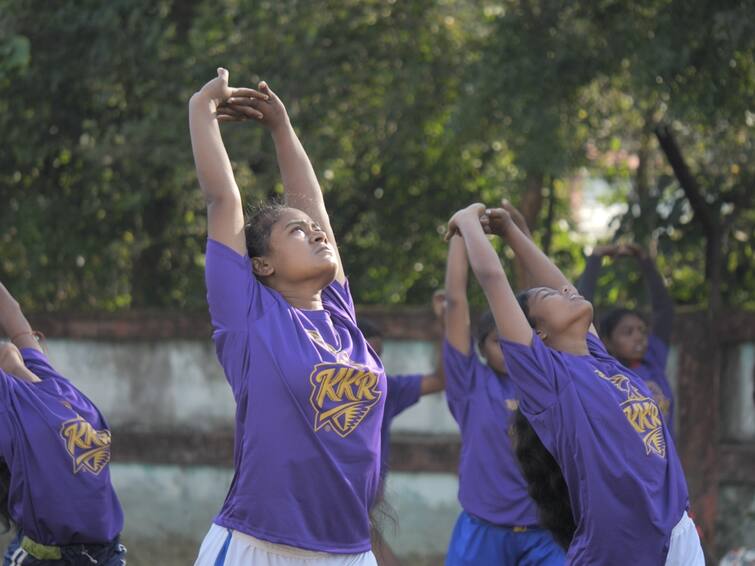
[311, 230, 326, 243]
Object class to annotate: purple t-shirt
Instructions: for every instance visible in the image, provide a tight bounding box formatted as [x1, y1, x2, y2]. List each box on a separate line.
[632, 335, 675, 435]
[205, 239, 387, 554]
[380, 374, 422, 480]
[501, 332, 688, 565]
[0, 349, 123, 545]
[443, 339, 540, 527]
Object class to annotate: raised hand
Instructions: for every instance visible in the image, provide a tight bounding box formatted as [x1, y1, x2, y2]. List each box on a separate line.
[480, 206, 513, 238]
[446, 203, 486, 241]
[615, 243, 648, 259]
[218, 81, 289, 131]
[592, 244, 620, 257]
[500, 199, 532, 238]
[197, 68, 235, 108]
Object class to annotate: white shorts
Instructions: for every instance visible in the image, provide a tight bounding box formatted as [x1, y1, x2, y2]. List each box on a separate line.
[194, 523, 378, 566]
[665, 511, 705, 566]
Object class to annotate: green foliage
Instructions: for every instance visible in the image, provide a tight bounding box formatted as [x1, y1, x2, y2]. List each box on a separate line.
[0, 0, 752, 311]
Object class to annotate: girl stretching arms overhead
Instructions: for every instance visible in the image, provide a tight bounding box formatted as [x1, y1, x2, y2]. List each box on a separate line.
[190, 69, 385, 566]
[445, 203, 703, 565]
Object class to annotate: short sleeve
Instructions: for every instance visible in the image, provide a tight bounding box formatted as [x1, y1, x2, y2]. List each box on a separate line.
[443, 339, 479, 401]
[205, 239, 266, 330]
[499, 333, 566, 414]
[20, 348, 64, 381]
[321, 279, 356, 324]
[384, 375, 423, 421]
[644, 335, 669, 371]
[213, 331, 252, 399]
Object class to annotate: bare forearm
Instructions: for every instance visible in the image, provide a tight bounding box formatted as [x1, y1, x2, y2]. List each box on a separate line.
[189, 93, 240, 205]
[270, 122, 325, 215]
[458, 217, 507, 290]
[0, 283, 40, 351]
[506, 224, 574, 292]
[444, 236, 469, 304]
[444, 236, 471, 352]
[639, 257, 674, 341]
[458, 217, 531, 344]
[0, 284, 30, 338]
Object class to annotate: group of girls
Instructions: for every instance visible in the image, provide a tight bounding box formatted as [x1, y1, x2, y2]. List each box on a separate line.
[0, 67, 703, 565]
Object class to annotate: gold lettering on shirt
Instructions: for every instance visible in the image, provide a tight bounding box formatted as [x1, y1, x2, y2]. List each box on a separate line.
[594, 369, 667, 459]
[59, 415, 112, 475]
[310, 363, 382, 437]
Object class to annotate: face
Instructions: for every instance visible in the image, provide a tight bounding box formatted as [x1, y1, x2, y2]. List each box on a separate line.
[254, 208, 338, 288]
[605, 314, 648, 363]
[526, 286, 593, 343]
[366, 336, 384, 357]
[481, 330, 507, 374]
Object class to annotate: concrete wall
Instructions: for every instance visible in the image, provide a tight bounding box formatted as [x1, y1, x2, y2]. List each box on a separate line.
[2, 310, 753, 564]
[1, 337, 462, 566]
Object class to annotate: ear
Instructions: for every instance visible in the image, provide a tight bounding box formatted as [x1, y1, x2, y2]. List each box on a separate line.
[252, 256, 275, 277]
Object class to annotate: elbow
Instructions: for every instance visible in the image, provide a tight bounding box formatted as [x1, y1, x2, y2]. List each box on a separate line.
[443, 292, 466, 311]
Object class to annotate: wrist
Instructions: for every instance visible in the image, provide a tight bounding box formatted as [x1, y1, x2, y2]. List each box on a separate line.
[190, 91, 218, 111]
[494, 219, 515, 238]
[269, 116, 294, 138]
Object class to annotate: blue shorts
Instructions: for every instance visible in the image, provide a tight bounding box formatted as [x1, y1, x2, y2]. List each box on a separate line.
[445, 511, 565, 566]
[3, 531, 126, 566]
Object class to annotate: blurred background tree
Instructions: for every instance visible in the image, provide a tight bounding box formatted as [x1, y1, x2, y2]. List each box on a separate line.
[1, 0, 752, 312]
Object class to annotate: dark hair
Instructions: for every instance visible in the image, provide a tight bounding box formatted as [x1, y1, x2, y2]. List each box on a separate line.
[0, 459, 12, 533]
[598, 308, 646, 341]
[244, 201, 289, 259]
[517, 290, 537, 328]
[475, 310, 497, 351]
[512, 410, 575, 549]
[358, 319, 383, 341]
[513, 290, 575, 549]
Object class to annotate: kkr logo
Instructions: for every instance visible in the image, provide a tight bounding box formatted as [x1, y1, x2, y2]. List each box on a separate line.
[595, 370, 667, 459]
[59, 415, 112, 475]
[309, 362, 382, 438]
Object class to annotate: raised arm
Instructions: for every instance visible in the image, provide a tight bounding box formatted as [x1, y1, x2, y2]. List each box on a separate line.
[483, 206, 598, 336]
[576, 245, 619, 301]
[444, 236, 473, 354]
[631, 246, 674, 343]
[421, 290, 447, 395]
[224, 83, 345, 283]
[448, 205, 533, 345]
[500, 200, 535, 290]
[0, 282, 42, 352]
[189, 68, 267, 255]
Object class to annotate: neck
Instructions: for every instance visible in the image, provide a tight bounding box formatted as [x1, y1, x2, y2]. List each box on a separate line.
[547, 334, 590, 356]
[275, 284, 324, 310]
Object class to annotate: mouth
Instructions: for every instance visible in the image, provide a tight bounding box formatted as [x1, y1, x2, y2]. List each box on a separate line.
[316, 245, 333, 255]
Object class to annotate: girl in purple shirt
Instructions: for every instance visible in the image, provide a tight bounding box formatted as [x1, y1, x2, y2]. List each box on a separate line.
[577, 244, 676, 433]
[189, 69, 385, 566]
[445, 202, 704, 565]
[443, 232, 563, 565]
[0, 282, 125, 565]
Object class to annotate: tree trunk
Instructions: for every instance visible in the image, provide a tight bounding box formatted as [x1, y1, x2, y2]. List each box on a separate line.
[654, 124, 721, 312]
[520, 171, 544, 231]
